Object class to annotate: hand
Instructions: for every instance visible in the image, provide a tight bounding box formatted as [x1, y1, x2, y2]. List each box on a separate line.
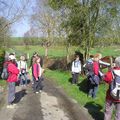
[36, 78, 38, 81]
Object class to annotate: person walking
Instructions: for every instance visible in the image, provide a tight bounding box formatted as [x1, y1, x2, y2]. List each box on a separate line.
[71, 55, 81, 84]
[104, 57, 120, 120]
[7, 54, 19, 108]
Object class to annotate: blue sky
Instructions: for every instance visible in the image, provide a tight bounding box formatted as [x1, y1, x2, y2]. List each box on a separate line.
[11, 0, 35, 37]
[0, 0, 47, 37]
[12, 18, 30, 37]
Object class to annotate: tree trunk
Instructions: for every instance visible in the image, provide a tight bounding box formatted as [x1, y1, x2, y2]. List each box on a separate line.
[45, 47, 48, 57]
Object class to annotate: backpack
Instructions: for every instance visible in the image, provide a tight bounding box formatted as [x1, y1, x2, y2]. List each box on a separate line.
[1, 63, 9, 80]
[84, 61, 94, 76]
[110, 71, 120, 100]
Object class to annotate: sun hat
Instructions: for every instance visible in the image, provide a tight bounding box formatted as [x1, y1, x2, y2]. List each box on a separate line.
[9, 55, 16, 60]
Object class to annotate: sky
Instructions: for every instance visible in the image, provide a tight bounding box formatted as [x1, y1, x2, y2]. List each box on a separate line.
[0, 0, 48, 37]
[12, 18, 30, 37]
[11, 0, 35, 37]
[7, 0, 44, 37]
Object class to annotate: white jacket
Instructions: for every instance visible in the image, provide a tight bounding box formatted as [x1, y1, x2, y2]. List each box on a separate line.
[72, 60, 81, 73]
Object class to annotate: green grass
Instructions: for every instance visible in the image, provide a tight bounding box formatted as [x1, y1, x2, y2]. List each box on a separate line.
[10, 45, 120, 60]
[0, 80, 7, 87]
[44, 69, 109, 120]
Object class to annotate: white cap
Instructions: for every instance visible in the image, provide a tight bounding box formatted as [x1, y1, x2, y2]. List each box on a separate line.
[9, 55, 16, 60]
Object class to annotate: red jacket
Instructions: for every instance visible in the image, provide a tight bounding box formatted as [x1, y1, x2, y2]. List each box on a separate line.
[104, 67, 120, 102]
[7, 62, 19, 82]
[32, 63, 41, 80]
[93, 61, 99, 75]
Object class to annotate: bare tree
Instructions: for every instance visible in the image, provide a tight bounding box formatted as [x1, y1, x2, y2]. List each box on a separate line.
[31, 0, 61, 57]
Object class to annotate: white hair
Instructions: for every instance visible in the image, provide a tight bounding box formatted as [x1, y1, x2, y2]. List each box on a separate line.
[115, 57, 120, 67]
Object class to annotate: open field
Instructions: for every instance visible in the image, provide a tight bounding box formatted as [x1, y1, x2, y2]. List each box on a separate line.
[11, 45, 120, 58]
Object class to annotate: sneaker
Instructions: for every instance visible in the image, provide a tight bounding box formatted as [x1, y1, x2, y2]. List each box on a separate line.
[36, 92, 39, 94]
[39, 90, 42, 93]
[7, 105, 15, 109]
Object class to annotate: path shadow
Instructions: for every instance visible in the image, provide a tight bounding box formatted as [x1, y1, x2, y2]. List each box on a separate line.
[84, 101, 104, 120]
[14, 89, 27, 103]
[77, 78, 89, 94]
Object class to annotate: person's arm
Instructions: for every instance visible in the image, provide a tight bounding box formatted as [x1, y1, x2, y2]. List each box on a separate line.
[99, 60, 110, 66]
[8, 64, 19, 75]
[71, 61, 74, 73]
[78, 61, 81, 73]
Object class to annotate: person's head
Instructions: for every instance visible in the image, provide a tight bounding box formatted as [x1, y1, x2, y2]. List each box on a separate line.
[8, 54, 16, 63]
[20, 55, 25, 61]
[35, 56, 41, 63]
[75, 55, 80, 61]
[115, 57, 120, 67]
[93, 53, 102, 61]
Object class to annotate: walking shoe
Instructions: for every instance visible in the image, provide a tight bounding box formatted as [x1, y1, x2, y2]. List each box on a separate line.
[39, 90, 42, 93]
[7, 105, 15, 109]
[36, 92, 39, 94]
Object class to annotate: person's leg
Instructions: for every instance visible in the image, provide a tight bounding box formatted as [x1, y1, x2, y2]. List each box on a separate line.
[38, 77, 43, 91]
[76, 73, 79, 84]
[24, 73, 28, 86]
[20, 75, 23, 86]
[93, 84, 98, 98]
[72, 74, 75, 84]
[8, 82, 16, 105]
[115, 102, 120, 120]
[88, 84, 93, 97]
[33, 80, 37, 92]
[36, 81, 40, 92]
[104, 100, 113, 120]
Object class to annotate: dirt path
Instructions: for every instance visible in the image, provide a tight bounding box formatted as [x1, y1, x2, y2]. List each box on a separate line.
[0, 78, 92, 120]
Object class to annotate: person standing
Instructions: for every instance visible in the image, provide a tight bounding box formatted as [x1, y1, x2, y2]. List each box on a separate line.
[17, 55, 28, 87]
[71, 55, 81, 84]
[87, 53, 110, 98]
[104, 57, 120, 120]
[7, 54, 19, 108]
[32, 56, 44, 93]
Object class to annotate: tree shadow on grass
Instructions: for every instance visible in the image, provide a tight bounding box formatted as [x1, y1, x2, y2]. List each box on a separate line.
[84, 101, 104, 120]
[14, 89, 27, 103]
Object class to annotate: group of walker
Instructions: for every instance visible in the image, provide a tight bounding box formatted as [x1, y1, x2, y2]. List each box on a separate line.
[2, 52, 44, 109]
[71, 53, 120, 120]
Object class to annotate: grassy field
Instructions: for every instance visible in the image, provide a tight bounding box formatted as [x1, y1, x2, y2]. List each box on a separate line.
[12, 45, 120, 59]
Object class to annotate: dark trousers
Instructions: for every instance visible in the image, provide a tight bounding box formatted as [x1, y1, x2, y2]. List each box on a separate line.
[33, 77, 43, 92]
[72, 73, 79, 84]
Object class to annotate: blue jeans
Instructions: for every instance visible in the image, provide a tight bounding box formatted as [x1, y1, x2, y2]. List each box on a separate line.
[19, 73, 28, 86]
[88, 84, 98, 98]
